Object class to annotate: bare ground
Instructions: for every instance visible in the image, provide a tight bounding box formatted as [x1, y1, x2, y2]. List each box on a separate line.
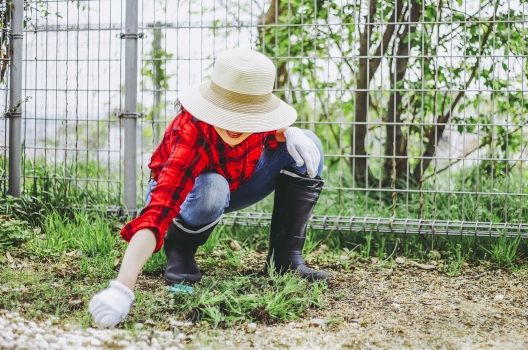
[187, 262, 528, 349]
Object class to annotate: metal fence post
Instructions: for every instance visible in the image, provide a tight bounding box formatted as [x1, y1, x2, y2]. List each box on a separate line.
[7, 0, 24, 197]
[121, 0, 140, 215]
[152, 24, 162, 143]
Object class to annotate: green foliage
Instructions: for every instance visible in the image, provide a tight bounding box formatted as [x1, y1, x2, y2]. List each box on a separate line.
[489, 234, 522, 268]
[27, 211, 116, 258]
[201, 225, 225, 255]
[0, 156, 120, 212]
[1, 1, 64, 84]
[143, 250, 167, 275]
[302, 229, 320, 256]
[171, 268, 326, 327]
[140, 24, 174, 144]
[446, 244, 464, 277]
[249, 0, 528, 187]
[0, 217, 31, 251]
[0, 195, 56, 227]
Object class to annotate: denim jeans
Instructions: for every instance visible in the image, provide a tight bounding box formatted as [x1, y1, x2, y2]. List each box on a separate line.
[144, 129, 323, 228]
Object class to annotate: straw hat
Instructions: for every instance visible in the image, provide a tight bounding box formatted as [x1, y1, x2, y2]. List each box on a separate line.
[178, 48, 297, 133]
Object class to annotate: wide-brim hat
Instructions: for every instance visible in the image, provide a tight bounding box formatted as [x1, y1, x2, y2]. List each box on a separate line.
[179, 48, 297, 133]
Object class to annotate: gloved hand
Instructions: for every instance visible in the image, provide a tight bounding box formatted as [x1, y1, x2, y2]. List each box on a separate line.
[284, 127, 321, 178]
[88, 280, 134, 328]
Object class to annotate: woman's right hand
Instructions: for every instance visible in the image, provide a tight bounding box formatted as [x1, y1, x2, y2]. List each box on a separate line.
[88, 280, 135, 328]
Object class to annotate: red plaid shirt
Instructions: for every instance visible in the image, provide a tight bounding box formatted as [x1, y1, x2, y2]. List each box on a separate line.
[121, 110, 280, 252]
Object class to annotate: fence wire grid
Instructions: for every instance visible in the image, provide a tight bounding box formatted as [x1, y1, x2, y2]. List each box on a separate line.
[1, 0, 527, 238]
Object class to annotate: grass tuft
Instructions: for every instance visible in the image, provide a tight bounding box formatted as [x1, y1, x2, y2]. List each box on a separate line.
[27, 211, 116, 258]
[0, 217, 32, 251]
[489, 234, 522, 268]
[170, 269, 326, 328]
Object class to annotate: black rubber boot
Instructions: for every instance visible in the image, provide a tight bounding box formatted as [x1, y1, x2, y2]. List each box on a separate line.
[163, 217, 218, 285]
[267, 169, 329, 282]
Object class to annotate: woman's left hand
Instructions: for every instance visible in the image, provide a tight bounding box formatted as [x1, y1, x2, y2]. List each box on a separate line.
[284, 127, 320, 178]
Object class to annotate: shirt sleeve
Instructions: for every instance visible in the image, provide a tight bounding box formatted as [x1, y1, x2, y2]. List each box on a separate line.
[120, 129, 207, 252]
[265, 130, 280, 150]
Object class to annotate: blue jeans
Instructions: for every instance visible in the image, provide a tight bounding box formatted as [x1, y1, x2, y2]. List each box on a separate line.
[145, 129, 323, 228]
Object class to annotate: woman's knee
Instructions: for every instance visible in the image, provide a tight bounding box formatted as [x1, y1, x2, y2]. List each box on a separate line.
[180, 172, 230, 227]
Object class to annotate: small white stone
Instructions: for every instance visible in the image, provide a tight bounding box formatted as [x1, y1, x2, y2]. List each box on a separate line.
[44, 334, 56, 342]
[308, 318, 326, 327]
[395, 257, 406, 264]
[494, 294, 505, 302]
[150, 338, 160, 348]
[117, 339, 131, 347]
[37, 340, 49, 349]
[134, 341, 149, 349]
[138, 334, 150, 343]
[144, 319, 156, 326]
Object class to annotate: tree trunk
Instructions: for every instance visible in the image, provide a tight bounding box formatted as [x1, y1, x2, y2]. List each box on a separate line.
[257, 0, 291, 99]
[351, 0, 405, 185]
[351, 0, 378, 184]
[382, 0, 420, 186]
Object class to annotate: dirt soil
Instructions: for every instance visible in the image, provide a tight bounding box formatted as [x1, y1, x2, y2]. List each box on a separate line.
[187, 262, 528, 349]
[2, 257, 528, 349]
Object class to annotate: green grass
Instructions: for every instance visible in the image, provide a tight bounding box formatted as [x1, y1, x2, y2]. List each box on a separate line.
[446, 244, 464, 277]
[143, 250, 167, 275]
[27, 211, 117, 258]
[488, 234, 522, 268]
[0, 217, 32, 252]
[170, 268, 326, 328]
[0, 209, 328, 329]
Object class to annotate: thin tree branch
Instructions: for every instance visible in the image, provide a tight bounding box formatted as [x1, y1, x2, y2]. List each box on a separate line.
[413, 0, 501, 183]
[369, 0, 405, 81]
[424, 125, 524, 180]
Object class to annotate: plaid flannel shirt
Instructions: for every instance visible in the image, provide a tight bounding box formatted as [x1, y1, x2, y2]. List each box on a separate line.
[120, 110, 279, 252]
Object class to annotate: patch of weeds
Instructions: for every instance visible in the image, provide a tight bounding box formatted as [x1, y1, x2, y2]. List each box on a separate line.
[360, 233, 373, 259]
[143, 250, 167, 275]
[0, 266, 92, 323]
[445, 244, 464, 277]
[77, 254, 117, 281]
[125, 287, 173, 329]
[325, 316, 344, 330]
[226, 225, 269, 252]
[0, 217, 32, 251]
[376, 236, 387, 261]
[27, 211, 116, 258]
[170, 267, 326, 328]
[488, 234, 521, 268]
[201, 225, 224, 255]
[224, 248, 242, 269]
[302, 229, 320, 256]
[0, 195, 57, 227]
[512, 263, 528, 276]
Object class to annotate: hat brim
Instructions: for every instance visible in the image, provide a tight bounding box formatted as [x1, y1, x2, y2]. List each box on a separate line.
[179, 81, 297, 133]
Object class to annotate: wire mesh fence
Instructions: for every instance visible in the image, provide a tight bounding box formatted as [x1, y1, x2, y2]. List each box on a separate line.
[1, 0, 527, 237]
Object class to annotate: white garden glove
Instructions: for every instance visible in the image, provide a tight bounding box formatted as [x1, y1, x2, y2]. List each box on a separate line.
[284, 127, 321, 178]
[88, 280, 134, 328]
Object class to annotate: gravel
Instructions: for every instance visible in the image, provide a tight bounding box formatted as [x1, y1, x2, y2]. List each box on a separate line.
[0, 310, 186, 350]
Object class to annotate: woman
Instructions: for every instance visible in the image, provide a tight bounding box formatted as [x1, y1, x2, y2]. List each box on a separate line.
[89, 48, 327, 328]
